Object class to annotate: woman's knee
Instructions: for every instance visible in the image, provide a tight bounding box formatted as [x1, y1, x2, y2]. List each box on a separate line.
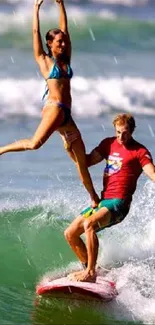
[28, 138, 42, 150]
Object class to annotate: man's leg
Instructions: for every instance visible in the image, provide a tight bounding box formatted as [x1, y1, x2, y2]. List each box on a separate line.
[64, 215, 87, 265]
[70, 207, 111, 282]
[65, 207, 112, 282]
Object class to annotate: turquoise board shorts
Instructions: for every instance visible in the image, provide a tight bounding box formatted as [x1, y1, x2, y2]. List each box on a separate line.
[81, 198, 130, 233]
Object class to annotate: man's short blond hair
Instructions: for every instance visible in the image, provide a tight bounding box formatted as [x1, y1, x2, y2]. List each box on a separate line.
[113, 113, 136, 134]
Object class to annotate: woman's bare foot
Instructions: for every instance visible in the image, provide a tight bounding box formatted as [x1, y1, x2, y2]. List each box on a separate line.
[91, 193, 100, 209]
[68, 270, 96, 283]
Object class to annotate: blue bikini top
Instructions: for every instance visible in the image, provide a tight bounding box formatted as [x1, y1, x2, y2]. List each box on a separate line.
[46, 56, 73, 80]
[42, 57, 73, 100]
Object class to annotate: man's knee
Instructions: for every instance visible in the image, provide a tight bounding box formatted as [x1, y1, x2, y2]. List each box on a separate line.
[64, 217, 84, 242]
[64, 228, 72, 243]
[83, 219, 92, 232]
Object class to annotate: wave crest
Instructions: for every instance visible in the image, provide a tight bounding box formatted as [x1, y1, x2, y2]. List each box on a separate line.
[0, 76, 155, 119]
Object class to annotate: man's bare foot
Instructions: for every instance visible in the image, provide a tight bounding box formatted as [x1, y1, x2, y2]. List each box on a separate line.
[67, 269, 84, 278]
[67, 270, 96, 283]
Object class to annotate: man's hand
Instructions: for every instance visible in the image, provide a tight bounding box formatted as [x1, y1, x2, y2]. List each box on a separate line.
[34, 0, 44, 6]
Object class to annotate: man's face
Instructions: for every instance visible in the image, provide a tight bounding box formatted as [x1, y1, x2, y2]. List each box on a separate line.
[115, 123, 132, 146]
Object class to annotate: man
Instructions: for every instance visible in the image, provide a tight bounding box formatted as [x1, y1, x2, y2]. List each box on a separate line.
[64, 113, 155, 283]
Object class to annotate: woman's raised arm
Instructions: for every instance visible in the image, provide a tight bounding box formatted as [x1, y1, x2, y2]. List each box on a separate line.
[56, 0, 71, 60]
[33, 0, 46, 64]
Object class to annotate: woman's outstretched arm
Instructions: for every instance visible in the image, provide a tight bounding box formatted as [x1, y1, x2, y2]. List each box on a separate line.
[56, 0, 71, 60]
[56, 0, 68, 34]
[33, 0, 46, 64]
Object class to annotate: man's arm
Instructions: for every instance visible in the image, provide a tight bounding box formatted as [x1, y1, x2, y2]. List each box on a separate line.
[87, 149, 104, 167]
[143, 163, 155, 182]
[86, 138, 108, 167]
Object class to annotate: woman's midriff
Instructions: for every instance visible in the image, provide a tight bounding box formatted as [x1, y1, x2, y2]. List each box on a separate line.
[46, 78, 72, 108]
[42, 79, 79, 147]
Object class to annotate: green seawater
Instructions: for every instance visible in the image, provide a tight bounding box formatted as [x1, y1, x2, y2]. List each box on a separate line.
[0, 206, 141, 325]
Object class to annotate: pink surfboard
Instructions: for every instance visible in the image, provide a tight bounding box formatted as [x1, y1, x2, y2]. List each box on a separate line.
[36, 276, 118, 301]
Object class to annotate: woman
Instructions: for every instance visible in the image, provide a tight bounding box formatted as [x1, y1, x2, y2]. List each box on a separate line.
[0, 0, 99, 208]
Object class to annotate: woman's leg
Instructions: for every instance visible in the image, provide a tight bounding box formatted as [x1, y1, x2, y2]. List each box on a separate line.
[58, 119, 99, 208]
[0, 105, 64, 155]
[71, 137, 99, 208]
[58, 120, 79, 162]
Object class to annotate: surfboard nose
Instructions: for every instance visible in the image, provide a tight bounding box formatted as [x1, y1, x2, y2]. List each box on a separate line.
[36, 275, 118, 301]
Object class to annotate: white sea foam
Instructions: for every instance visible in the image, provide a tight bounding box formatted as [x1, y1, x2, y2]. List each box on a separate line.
[97, 180, 155, 324]
[24, 179, 155, 324]
[0, 78, 43, 118]
[1, 171, 155, 323]
[1, 76, 155, 119]
[93, 0, 149, 6]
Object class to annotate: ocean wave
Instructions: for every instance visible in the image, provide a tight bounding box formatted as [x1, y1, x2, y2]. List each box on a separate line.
[0, 11, 155, 54]
[0, 7, 116, 36]
[0, 76, 155, 118]
[1, 178, 155, 324]
[3, 0, 153, 7]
